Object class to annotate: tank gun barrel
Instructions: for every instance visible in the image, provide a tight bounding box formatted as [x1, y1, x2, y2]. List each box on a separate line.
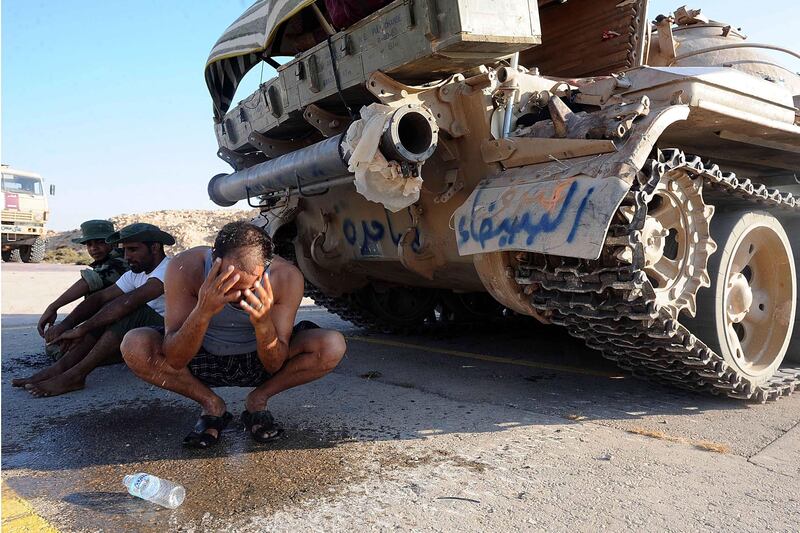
[208, 135, 348, 207]
[208, 105, 438, 207]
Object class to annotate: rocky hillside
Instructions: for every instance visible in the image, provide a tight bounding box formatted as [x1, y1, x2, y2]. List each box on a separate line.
[45, 209, 257, 263]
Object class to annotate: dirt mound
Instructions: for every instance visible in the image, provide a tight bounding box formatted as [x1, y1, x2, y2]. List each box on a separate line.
[45, 209, 256, 263]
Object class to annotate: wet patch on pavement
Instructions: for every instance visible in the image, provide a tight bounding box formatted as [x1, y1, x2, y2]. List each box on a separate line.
[3, 399, 369, 530]
[2, 398, 486, 531]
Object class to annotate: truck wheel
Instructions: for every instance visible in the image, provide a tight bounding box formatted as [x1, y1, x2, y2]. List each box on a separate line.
[2, 249, 22, 262]
[20, 238, 46, 263]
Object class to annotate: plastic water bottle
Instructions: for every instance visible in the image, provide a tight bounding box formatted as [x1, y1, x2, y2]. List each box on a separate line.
[123, 473, 186, 509]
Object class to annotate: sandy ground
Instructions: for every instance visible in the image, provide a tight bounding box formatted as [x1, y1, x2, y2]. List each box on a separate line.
[2, 264, 799, 531]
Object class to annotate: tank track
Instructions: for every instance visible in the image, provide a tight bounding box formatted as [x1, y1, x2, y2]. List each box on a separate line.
[304, 286, 406, 334]
[304, 284, 526, 335]
[518, 149, 800, 402]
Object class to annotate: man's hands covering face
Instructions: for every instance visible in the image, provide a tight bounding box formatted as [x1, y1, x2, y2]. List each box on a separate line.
[240, 273, 274, 328]
[197, 258, 242, 319]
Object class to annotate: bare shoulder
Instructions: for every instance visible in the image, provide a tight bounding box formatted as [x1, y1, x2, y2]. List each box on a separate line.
[268, 256, 304, 296]
[165, 247, 209, 289]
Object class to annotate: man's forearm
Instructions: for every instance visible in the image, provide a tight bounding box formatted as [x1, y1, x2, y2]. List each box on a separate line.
[48, 279, 90, 313]
[61, 293, 105, 329]
[255, 318, 287, 374]
[164, 306, 211, 369]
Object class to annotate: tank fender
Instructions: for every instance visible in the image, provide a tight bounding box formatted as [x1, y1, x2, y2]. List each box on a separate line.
[454, 105, 690, 260]
[454, 170, 629, 260]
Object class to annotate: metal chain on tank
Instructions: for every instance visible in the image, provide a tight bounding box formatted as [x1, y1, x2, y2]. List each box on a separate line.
[518, 149, 800, 402]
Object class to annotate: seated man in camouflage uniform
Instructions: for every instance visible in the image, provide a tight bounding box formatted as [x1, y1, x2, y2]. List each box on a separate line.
[13, 223, 173, 397]
[36, 220, 129, 359]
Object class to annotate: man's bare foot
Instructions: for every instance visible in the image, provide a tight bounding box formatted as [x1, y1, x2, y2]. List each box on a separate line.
[12, 363, 67, 388]
[25, 374, 85, 398]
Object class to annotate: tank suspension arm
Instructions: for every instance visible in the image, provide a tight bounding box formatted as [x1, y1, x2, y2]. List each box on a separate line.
[501, 53, 520, 138]
[208, 105, 438, 206]
[669, 43, 800, 65]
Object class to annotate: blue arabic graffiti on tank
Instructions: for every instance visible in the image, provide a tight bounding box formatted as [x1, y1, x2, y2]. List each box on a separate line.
[457, 180, 595, 249]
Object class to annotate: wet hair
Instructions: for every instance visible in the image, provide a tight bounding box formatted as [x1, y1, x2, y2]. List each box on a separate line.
[212, 221, 273, 270]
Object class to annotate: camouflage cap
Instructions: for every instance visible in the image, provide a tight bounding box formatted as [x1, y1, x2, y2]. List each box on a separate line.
[71, 219, 116, 244]
[105, 223, 176, 245]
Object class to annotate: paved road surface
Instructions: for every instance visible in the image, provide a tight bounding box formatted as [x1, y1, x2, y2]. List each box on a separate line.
[2, 263, 799, 531]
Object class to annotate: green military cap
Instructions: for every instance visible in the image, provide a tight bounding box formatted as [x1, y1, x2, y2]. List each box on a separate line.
[106, 223, 176, 245]
[72, 219, 116, 244]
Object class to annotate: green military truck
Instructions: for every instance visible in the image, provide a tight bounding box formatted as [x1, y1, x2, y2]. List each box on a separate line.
[2, 165, 53, 263]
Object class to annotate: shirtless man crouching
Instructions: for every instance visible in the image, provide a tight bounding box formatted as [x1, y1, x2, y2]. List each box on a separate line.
[121, 221, 346, 448]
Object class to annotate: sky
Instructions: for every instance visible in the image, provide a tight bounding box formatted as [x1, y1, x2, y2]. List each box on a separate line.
[2, 0, 798, 230]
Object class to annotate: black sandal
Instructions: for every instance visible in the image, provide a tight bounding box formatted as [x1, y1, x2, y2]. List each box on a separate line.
[182, 411, 233, 449]
[241, 410, 284, 443]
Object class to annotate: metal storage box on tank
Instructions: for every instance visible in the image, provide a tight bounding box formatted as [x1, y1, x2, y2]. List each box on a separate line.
[279, 0, 542, 102]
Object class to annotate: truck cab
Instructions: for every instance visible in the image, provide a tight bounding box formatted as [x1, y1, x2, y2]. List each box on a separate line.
[2, 165, 51, 263]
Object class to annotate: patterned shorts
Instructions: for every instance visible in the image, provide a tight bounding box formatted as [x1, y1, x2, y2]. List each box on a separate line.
[186, 320, 320, 387]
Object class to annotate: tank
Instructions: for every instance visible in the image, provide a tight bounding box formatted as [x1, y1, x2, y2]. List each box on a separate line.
[205, 1, 800, 401]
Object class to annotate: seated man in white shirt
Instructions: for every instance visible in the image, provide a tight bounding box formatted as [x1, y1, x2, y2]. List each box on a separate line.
[14, 223, 174, 397]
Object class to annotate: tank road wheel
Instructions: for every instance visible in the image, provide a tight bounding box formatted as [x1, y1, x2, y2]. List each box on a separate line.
[786, 218, 800, 363]
[621, 168, 716, 317]
[20, 238, 46, 263]
[693, 211, 796, 387]
[358, 286, 439, 330]
[441, 291, 506, 322]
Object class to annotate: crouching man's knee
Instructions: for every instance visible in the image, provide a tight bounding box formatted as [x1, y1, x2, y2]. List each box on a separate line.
[121, 327, 162, 373]
[318, 331, 346, 372]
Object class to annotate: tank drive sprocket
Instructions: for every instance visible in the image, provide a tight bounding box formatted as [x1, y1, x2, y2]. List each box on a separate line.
[617, 165, 716, 318]
[517, 149, 800, 402]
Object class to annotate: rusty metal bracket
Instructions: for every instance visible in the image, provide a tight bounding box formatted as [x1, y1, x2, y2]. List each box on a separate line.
[433, 169, 464, 204]
[397, 206, 445, 280]
[367, 71, 441, 103]
[303, 104, 351, 137]
[366, 71, 469, 137]
[310, 213, 344, 272]
[248, 132, 319, 158]
[217, 147, 267, 171]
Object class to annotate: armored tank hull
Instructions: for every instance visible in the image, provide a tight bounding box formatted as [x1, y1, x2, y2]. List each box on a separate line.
[206, 1, 800, 400]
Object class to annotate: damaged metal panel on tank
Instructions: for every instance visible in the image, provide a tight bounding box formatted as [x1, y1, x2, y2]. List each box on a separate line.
[454, 168, 629, 260]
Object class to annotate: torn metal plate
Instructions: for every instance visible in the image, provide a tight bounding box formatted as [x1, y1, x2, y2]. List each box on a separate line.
[454, 173, 630, 260]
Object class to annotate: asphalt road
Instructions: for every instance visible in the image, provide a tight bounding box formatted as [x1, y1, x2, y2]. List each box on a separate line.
[2, 263, 799, 531]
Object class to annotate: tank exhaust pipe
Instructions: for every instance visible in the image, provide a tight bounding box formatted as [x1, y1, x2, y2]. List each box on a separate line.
[208, 105, 438, 206]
